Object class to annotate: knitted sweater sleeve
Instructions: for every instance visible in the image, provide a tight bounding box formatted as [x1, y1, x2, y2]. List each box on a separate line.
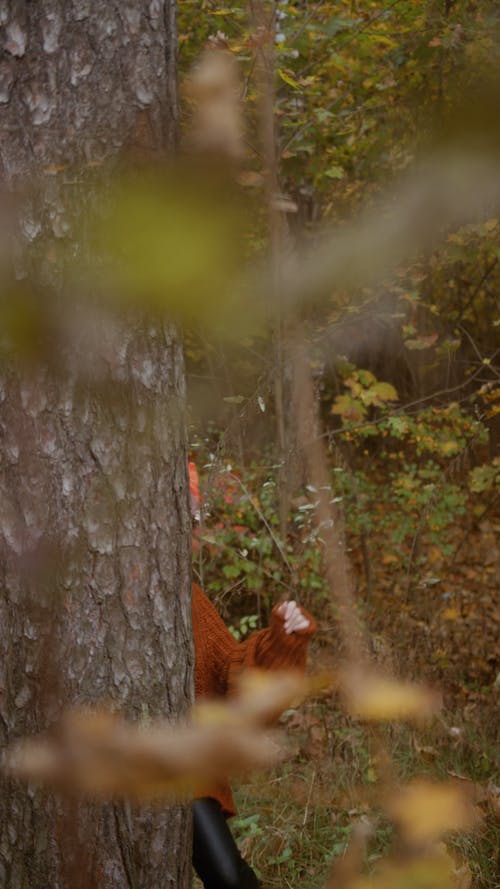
[192, 584, 316, 697]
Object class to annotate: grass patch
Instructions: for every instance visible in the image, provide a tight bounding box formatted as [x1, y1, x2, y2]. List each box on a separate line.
[230, 699, 499, 888]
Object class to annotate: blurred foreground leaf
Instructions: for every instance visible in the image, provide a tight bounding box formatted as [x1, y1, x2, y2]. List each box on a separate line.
[385, 779, 481, 843]
[2, 707, 280, 802]
[197, 669, 334, 727]
[342, 670, 442, 721]
[281, 152, 500, 311]
[0, 284, 51, 363]
[93, 166, 254, 333]
[351, 844, 471, 889]
[2, 671, 318, 801]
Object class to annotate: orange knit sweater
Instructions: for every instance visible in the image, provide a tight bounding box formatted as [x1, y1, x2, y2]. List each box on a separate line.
[192, 583, 317, 816]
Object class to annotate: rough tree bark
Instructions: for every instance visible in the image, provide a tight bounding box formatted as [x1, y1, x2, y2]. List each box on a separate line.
[0, 2, 194, 887]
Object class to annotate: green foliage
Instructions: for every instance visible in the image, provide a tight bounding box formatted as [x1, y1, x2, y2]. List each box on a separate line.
[196, 465, 329, 613]
[329, 393, 490, 575]
[468, 459, 500, 494]
[331, 366, 398, 422]
[233, 761, 355, 887]
[194, 383, 490, 600]
[229, 613, 259, 641]
[179, 0, 499, 218]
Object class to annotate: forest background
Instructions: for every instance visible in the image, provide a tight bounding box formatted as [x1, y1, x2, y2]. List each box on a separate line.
[0, 0, 498, 887]
[177, 1, 499, 887]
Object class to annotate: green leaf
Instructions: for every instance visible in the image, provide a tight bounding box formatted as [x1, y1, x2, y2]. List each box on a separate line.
[93, 167, 250, 331]
[324, 164, 345, 180]
[322, 16, 356, 37]
[387, 416, 410, 437]
[331, 395, 366, 422]
[357, 369, 376, 387]
[222, 564, 241, 579]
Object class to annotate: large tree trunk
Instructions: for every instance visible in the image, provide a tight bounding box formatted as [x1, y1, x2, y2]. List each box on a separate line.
[0, 3, 194, 887]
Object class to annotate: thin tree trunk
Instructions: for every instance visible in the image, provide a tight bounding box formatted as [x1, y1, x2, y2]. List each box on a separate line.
[0, 2, 193, 887]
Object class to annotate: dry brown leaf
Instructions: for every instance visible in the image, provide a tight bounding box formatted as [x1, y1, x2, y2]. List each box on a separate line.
[385, 779, 481, 842]
[232, 669, 310, 722]
[2, 670, 327, 801]
[2, 672, 310, 801]
[2, 706, 281, 802]
[413, 735, 438, 761]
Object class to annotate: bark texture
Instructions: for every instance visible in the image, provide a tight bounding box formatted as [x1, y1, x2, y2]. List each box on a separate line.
[0, 2, 194, 887]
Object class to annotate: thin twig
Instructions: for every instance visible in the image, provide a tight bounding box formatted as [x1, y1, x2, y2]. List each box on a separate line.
[302, 767, 316, 827]
[227, 471, 294, 577]
[457, 324, 500, 380]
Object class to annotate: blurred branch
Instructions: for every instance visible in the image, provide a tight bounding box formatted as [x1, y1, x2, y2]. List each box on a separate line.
[273, 151, 500, 312]
[292, 337, 366, 663]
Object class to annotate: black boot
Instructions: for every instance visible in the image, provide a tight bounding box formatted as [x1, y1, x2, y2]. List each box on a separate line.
[193, 798, 261, 889]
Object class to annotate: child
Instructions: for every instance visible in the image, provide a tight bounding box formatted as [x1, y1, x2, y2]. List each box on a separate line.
[189, 462, 316, 888]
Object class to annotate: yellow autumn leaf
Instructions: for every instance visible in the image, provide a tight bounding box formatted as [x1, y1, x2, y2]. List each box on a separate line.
[196, 669, 311, 726]
[385, 779, 481, 842]
[351, 845, 467, 889]
[366, 34, 398, 49]
[278, 68, 301, 90]
[428, 545, 443, 564]
[342, 670, 442, 721]
[441, 440, 459, 455]
[483, 218, 498, 231]
[370, 381, 399, 402]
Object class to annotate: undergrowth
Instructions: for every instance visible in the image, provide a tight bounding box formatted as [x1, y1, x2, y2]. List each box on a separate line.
[191, 447, 498, 887]
[232, 706, 499, 888]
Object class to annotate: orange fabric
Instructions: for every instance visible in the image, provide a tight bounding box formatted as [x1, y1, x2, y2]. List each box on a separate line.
[188, 461, 200, 503]
[192, 583, 317, 816]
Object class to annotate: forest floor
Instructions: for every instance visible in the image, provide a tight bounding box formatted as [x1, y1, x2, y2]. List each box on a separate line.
[232, 700, 498, 889]
[231, 520, 499, 888]
[196, 512, 499, 888]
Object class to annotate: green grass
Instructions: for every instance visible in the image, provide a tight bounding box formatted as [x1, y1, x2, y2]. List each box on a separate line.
[229, 701, 500, 889]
